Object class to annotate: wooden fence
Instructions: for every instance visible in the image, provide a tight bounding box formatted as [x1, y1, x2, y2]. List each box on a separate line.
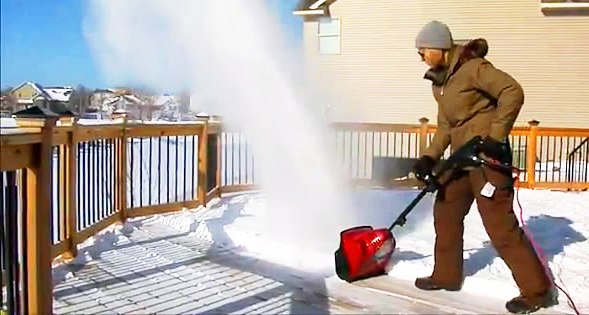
[331, 118, 589, 190]
[1, 112, 588, 314]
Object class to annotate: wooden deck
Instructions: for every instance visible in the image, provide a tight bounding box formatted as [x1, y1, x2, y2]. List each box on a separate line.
[1, 111, 587, 314]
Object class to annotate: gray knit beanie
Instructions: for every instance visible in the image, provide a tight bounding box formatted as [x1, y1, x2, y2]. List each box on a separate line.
[415, 21, 453, 50]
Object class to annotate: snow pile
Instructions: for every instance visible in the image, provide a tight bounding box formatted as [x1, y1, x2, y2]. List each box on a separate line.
[386, 189, 589, 307]
[52, 221, 137, 285]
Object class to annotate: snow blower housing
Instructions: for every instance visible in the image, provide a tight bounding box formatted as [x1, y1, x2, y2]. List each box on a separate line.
[335, 136, 512, 282]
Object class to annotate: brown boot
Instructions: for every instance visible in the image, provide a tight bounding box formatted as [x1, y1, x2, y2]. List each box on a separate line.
[505, 287, 559, 314]
[414, 277, 462, 291]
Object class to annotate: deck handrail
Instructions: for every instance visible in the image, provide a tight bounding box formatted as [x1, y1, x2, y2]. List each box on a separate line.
[566, 137, 589, 183]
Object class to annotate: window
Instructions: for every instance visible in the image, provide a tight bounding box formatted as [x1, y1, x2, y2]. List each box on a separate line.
[318, 17, 340, 54]
[540, 0, 589, 15]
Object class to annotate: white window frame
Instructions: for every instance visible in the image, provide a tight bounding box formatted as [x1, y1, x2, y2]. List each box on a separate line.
[317, 17, 341, 55]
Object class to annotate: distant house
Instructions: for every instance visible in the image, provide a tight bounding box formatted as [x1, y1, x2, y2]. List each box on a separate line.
[292, 0, 589, 128]
[89, 88, 145, 119]
[9, 81, 73, 113]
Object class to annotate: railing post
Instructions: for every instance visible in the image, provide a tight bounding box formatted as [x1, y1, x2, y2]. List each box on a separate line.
[117, 115, 128, 222]
[418, 117, 430, 156]
[527, 120, 540, 188]
[216, 123, 222, 198]
[25, 115, 57, 315]
[63, 117, 78, 260]
[197, 118, 209, 206]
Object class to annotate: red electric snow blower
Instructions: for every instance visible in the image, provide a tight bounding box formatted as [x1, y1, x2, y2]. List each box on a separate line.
[334, 136, 511, 282]
[334, 178, 437, 282]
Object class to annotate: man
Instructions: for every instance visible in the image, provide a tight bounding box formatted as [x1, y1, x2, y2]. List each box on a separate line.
[411, 20, 558, 314]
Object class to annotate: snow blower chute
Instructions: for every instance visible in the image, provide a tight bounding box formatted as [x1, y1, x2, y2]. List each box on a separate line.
[334, 136, 511, 282]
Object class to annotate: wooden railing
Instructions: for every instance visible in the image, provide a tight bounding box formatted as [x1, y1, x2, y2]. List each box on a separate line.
[332, 118, 589, 191]
[0, 114, 222, 314]
[1, 118, 55, 315]
[1, 112, 588, 314]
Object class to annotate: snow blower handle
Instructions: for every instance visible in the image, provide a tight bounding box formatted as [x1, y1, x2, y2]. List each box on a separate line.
[388, 136, 485, 231]
[387, 175, 438, 231]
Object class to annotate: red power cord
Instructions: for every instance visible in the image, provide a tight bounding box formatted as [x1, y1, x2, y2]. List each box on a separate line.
[512, 174, 581, 315]
[484, 158, 581, 315]
[484, 158, 583, 315]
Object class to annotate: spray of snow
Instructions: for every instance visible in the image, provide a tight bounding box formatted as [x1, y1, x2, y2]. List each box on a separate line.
[83, 0, 359, 258]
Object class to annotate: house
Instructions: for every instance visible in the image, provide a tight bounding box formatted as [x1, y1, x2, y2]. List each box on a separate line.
[8, 81, 73, 113]
[89, 89, 185, 121]
[89, 88, 145, 119]
[292, 0, 589, 128]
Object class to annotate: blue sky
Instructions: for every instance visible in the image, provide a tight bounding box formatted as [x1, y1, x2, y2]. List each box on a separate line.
[0, 0, 302, 90]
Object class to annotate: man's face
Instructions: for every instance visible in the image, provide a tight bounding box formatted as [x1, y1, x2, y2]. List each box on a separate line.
[418, 48, 445, 68]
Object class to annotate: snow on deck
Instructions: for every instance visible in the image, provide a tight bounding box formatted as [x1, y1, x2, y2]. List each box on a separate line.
[51, 188, 589, 314]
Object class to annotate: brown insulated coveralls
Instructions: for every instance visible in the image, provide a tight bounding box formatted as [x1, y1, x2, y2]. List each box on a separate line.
[422, 39, 552, 302]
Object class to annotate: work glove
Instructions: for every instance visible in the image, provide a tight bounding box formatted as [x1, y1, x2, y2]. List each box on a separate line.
[412, 155, 436, 183]
[480, 136, 510, 163]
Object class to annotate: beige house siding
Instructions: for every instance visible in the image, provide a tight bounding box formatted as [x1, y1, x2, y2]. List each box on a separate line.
[11, 84, 39, 100]
[301, 0, 589, 128]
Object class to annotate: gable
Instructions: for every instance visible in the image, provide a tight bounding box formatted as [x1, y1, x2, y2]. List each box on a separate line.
[11, 82, 45, 99]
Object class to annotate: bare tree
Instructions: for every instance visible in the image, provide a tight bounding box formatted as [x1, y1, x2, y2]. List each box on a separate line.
[68, 84, 91, 114]
[1, 86, 18, 113]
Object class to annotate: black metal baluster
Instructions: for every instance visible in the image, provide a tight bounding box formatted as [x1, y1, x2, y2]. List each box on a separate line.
[19, 170, 29, 315]
[139, 137, 143, 208]
[51, 147, 57, 243]
[0, 172, 6, 312]
[5, 171, 17, 315]
[96, 140, 101, 221]
[158, 137, 162, 205]
[77, 143, 83, 230]
[167, 136, 170, 203]
[107, 139, 113, 215]
[130, 138, 135, 209]
[183, 135, 187, 201]
[523, 136, 528, 181]
[223, 133, 227, 187]
[579, 138, 589, 182]
[540, 136, 545, 182]
[84, 142, 91, 229]
[191, 135, 196, 198]
[149, 137, 153, 205]
[100, 139, 105, 220]
[94, 141, 99, 221]
[175, 135, 179, 202]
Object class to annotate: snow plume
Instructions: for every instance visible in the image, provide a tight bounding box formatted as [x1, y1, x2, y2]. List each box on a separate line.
[83, 0, 358, 254]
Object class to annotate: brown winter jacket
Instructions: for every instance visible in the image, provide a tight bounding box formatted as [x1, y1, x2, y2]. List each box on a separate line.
[422, 39, 524, 160]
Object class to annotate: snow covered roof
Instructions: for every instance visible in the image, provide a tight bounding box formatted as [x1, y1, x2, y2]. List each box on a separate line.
[123, 94, 143, 104]
[293, 0, 337, 15]
[11, 81, 73, 102]
[43, 87, 73, 102]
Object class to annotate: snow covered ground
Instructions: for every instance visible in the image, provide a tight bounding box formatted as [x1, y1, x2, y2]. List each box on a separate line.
[142, 187, 589, 314]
